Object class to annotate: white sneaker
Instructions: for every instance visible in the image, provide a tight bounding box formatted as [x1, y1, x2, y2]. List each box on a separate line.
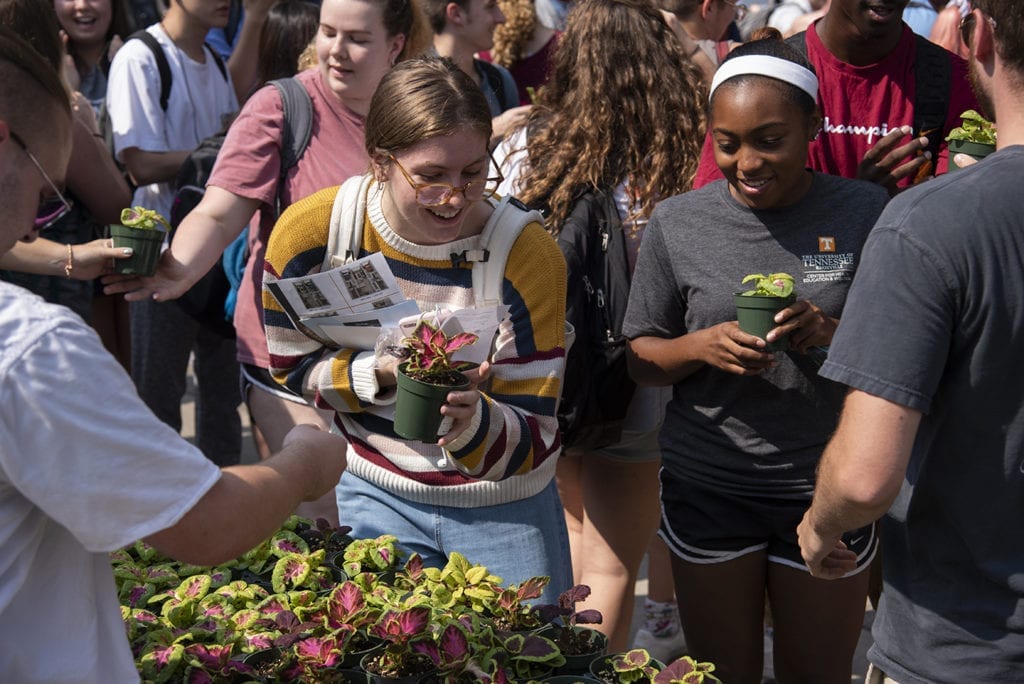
[632, 627, 687, 663]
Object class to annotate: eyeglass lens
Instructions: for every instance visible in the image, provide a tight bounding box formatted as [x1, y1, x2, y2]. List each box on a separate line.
[36, 198, 71, 230]
[960, 13, 976, 49]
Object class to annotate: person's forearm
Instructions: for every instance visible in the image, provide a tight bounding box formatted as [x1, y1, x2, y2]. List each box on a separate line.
[627, 331, 709, 386]
[167, 197, 254, 285]
[122, 148, 191, 186]
[0, 239, 73, 277]
[227, 16, 266, 102]
[68, 117, 132, 224]
[144, 446, 317, 565]
[806, 391, 921, 538]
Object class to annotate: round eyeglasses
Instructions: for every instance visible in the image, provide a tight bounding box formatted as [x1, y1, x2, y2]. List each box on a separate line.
[389, 155, 503, 207]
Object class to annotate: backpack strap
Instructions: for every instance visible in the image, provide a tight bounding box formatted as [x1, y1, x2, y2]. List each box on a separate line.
[127, 30, 172, 111]
[126, 30, 228, 112]
[269, 77, 315, 218]
[321, 180, 541, 309]
[476, 60, 509, 112]
[324, 175, 373, 270]
[468, 196, 543, 308]
[204, 42, 228, 81]
[912, 34, 951, 165]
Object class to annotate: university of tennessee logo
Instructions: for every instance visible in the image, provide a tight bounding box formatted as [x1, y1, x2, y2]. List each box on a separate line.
[818, 237, 836, 252]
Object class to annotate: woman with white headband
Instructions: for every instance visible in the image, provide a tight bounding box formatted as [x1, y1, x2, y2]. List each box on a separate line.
[622, 36, 888, 683]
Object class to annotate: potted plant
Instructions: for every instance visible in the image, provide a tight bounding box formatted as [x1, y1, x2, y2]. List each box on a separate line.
[946, 109, 997, 170]
[360, 606, 437, 683]
[536, 585, 607, 675]
[110, 206, 169, 276]
[733, 272, 795, 353]
[393, 319, 479, 442]
[589, 648, 664, 684]
[652, 655, 721, 683]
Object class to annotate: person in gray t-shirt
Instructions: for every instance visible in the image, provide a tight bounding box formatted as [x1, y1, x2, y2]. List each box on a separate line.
[799, 2, 1024, 681]
[623, 36, 888, 683]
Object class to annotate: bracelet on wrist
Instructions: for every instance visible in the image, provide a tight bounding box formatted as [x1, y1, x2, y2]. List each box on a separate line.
[64, 244, 74, 279]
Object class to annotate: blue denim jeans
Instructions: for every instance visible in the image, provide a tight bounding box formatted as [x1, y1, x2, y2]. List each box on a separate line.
[335, 472, 573, 604]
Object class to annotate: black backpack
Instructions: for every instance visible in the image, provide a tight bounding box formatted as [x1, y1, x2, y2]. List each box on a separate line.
[555, 189, 636, 451]
[168, 78, 314, 338]
[477, 59, 518, 112]
[786, 30, 952, 167]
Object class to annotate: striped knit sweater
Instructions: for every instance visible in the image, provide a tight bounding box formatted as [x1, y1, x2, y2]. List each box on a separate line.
[263, 181, 567, 507]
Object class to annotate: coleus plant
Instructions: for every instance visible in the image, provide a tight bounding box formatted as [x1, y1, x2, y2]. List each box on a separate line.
[739, 272, 795, 298]
[363, 606, 436, 677]
[535, 584, 605, 656]
[400, 319, 479, 386]
[653, 655, 722, 683]
[120, 205, 171, 232]
[599, 648, 662, 684]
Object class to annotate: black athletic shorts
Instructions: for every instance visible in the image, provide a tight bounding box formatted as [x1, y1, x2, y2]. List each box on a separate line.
[658, 466, 877, 575]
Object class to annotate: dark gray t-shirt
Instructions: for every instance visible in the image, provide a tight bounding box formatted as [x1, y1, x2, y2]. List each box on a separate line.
[624, 174, 888, 495]
[821, 146, 1024, 683]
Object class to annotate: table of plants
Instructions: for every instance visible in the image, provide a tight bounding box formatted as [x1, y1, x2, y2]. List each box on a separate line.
[114, 516, 719, 683]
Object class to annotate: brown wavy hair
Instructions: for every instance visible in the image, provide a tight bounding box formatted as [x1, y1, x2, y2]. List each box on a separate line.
[490, 0, 536, 66]
[514, 0, 706, 233]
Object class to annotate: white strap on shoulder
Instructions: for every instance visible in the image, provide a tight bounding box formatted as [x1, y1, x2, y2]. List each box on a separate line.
[471, 195, 543, 308]
[324, 174, 373, 271]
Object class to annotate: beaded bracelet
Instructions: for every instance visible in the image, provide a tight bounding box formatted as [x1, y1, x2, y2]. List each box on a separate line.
[64, 243, 74, 279]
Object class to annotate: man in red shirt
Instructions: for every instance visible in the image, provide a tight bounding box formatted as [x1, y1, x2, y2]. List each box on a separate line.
[693, 0, 978, 194]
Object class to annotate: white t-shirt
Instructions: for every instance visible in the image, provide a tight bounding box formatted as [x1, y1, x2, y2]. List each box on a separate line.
[0, 284, 221, 683]
[106, 23, 238, 219]
[767, 0, 813, 35]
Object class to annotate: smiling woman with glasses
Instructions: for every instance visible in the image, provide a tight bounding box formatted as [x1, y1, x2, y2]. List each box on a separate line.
[261, 57, 572, 603]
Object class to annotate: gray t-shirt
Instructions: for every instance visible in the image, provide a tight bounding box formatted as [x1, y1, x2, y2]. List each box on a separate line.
[623, 174, 888, 496]
[820, 146, 1024, 682]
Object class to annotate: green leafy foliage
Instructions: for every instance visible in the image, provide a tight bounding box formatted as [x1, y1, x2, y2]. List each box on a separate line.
[119, 206, 171, 232]
[946, 109, 997, 145]
[110, 515, 718, 683]
[653, 655, 722, 683]
[740, 272, 795, 298]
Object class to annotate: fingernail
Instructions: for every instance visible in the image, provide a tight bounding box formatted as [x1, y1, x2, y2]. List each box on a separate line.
[121, 248, 133, 255]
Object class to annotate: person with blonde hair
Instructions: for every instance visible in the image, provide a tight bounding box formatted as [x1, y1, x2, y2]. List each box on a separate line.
[495, 0, 705, 652]
[106, 0, 430, 516]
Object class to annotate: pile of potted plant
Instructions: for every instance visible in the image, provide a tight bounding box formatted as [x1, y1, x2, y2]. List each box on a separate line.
[112, 516, 718, 683]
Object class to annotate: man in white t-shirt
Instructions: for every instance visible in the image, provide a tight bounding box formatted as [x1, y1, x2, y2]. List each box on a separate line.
[106, 0, 244, 468]
[0, 29, 348, 683]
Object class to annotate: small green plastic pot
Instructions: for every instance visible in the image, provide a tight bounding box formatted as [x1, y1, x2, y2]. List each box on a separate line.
[393, 363, 470, 442]
[734, 293, 795, 353]
[109, 224, 165, 276]
[948, 138, 996, 170]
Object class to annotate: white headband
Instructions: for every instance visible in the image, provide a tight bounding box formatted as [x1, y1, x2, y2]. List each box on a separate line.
[709, 55, 819, 103]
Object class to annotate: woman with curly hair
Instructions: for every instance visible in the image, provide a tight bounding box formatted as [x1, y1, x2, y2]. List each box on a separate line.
[485, 0, 559, 104]
[494, 0, 705, 651]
